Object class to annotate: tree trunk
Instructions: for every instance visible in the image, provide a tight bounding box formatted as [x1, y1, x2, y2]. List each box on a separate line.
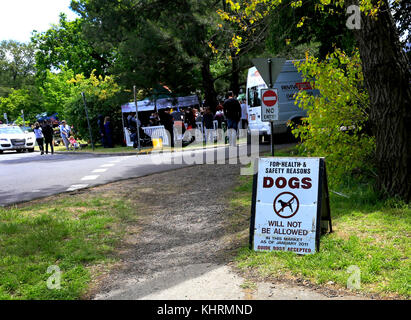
[230, 50, 240, 96]
[201, 57, 218, 113]
[349, 0, 411, 201]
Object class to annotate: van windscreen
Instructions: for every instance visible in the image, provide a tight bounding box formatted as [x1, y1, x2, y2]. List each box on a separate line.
[248, 87, 261, 108]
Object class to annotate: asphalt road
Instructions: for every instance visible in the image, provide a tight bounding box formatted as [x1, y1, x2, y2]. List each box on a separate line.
[0, 142, 286, 207]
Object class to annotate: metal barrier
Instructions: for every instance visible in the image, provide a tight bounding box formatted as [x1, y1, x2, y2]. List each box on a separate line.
[124, 128, 133, 147]
[142, 126, 170, 146]
[195, 122, 204, 141]
[194, 120, 219, 143]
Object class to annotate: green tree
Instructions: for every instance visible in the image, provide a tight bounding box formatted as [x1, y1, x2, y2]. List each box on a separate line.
[220, 0, 411, 202]
[0, 41, 36, 97]
[38, 68, 76, 117]
[265, 0, 356, 58]
[31, 14, 111, 80]
[70, 0, 264, 109]
[63, 71, 122, 144]
[71, 0, 220, 106]
[0, 88, 42, 123]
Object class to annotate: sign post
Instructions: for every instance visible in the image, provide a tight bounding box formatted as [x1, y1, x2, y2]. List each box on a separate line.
[249, 157, 332, 254]
[21, 110, 25, 127]
[133, 85, 142, 152]
[81, 92, 95, 151]
[252, 57, 285, 156]
[261, 87, 278, 156]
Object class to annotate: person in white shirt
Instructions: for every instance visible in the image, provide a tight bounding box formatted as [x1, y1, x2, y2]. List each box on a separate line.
[33, 122, 44, 155]
[59, 120, 70, 151]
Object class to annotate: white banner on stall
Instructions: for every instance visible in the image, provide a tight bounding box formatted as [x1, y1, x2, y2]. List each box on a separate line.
[121, 95, 199, 113]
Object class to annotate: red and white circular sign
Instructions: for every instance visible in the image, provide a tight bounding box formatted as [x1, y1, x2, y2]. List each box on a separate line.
[262, 89, 278, 107]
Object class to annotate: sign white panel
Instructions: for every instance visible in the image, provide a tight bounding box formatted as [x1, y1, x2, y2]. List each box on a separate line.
[253, 157, 320, 254]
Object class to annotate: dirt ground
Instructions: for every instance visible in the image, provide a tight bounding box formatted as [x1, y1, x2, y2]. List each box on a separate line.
[84, 163, 371, 300]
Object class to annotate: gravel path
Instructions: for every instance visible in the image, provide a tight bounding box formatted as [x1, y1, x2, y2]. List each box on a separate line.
[88, 163, 366, 300]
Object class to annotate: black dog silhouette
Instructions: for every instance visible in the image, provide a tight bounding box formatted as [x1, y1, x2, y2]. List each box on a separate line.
[278, 199, 294, 213]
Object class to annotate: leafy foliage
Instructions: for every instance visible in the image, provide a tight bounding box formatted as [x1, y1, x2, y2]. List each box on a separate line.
[0, 88, 42, 124]
[38, 68, 76, 117]
[0, 41, 36, 97]
[292, 49, 375, 185]
[63, 71, 122, 144]
[265, 0, 356, 59]
[31, 14, 111, 79]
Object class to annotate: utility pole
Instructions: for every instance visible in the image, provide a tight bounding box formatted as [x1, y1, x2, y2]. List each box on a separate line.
[268, 58, 274, 156]
[133, 86, 141, 152]
[21, 110, 25, 128]
[81, 92, 95, 151]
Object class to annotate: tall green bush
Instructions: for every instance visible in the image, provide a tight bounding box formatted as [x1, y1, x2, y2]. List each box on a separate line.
[63, 71, 122, 144]
[293, 49, 375, 186]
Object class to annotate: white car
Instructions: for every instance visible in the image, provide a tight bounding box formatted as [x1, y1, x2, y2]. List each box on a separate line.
[0, 125, 35, 153]
[22, 126, 36, 152]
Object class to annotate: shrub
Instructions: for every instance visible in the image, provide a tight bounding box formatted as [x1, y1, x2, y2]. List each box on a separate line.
[63, 71, 123, 144]
[293, 49, 375, 186]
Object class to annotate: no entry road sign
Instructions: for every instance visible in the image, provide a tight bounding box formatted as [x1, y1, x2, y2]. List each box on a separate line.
[261, 88, 278, 121]
[262, 89, 278, 106]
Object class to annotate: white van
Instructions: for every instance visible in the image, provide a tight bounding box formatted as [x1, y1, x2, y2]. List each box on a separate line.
[246, 60, 318, 142]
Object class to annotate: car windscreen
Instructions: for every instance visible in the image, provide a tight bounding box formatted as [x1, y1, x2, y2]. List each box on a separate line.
[0, 127, 24, 134]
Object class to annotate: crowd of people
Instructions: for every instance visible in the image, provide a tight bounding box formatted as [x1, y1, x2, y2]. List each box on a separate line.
[125, 91, 248, 148]
[25, 91, 247, 153]
[31, 119, 81, 154]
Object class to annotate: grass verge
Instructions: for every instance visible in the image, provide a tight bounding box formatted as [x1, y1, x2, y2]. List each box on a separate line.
[0, 190, 138, 300]
[229, 146, 410, 299]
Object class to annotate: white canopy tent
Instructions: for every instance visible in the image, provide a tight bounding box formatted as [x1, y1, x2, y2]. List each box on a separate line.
[121, 95, 200, 147]
[121, 95, 200, 113]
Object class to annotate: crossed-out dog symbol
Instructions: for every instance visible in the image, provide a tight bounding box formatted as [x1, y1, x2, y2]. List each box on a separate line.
[273, 192, 300, 218]
[278, 198, 295, 213]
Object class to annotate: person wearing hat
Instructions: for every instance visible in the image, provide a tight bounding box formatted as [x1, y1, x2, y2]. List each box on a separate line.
[59, 120, 70, 151]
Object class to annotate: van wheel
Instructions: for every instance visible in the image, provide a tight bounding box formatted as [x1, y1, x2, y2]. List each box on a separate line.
[28, 148, 35, 152]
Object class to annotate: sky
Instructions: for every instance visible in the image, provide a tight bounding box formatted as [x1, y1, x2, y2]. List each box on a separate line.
[0, 0, 79, 43]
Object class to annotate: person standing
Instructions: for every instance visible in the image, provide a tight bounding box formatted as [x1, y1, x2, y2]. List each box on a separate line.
[214, 103, 225, 129]
[33, 122, 44, 155]
[59, 120, 70, 151]
[159, 108, 174, 147]
[42, 120, 54, 154]
[223, 91, 242, 145]
[202, 107, 215, 144]
[97, 114, 105, 147]
[240, 98, 248, 133]
[104, 116, 113, 148]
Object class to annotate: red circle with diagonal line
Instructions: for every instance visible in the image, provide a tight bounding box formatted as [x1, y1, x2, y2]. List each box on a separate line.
[273, 192, 299, 218]
[262, 90, 278, 107]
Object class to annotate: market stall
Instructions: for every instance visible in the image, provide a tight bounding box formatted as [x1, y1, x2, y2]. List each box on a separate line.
[121, 95, 200, 147]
